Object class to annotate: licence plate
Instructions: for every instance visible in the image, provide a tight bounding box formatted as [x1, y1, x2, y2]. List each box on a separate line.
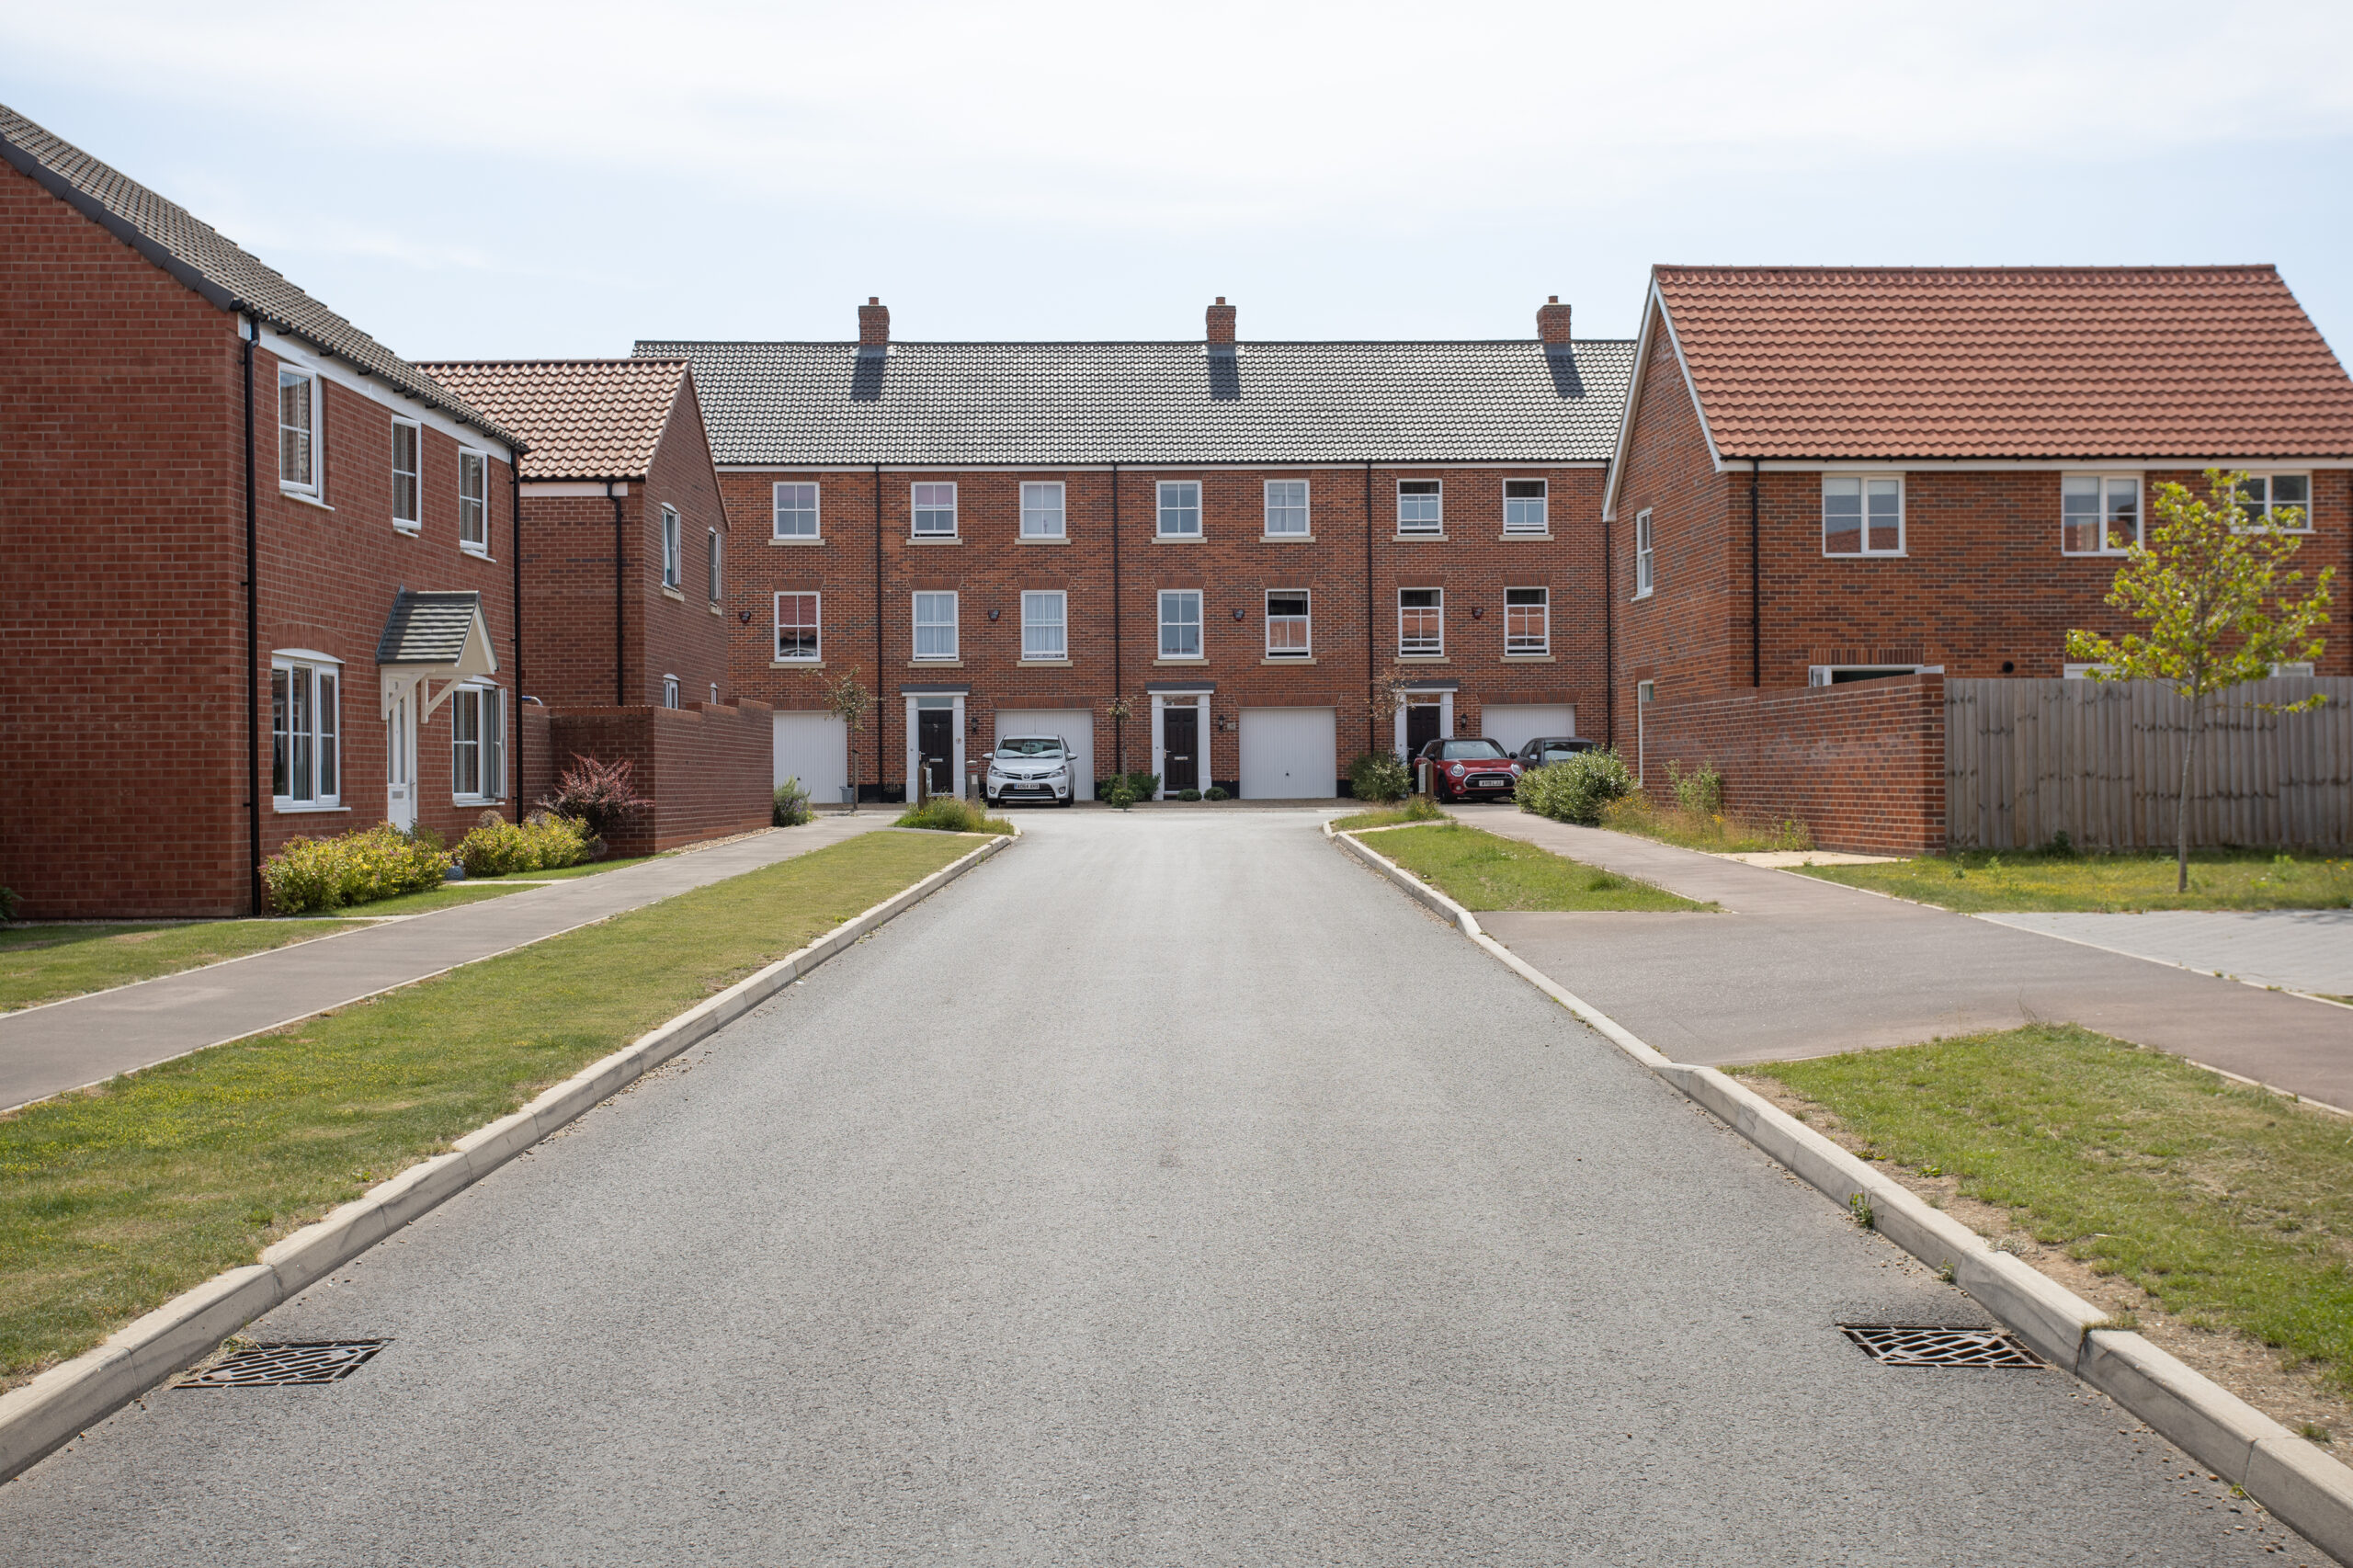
[1472, 775, 1509, 789]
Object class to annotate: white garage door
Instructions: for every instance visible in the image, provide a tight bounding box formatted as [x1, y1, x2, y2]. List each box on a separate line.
[774, 710, 848, 801]
[1483, 705, 1575, 754]
[995, 709, 1095, 798]
[1239, 708, 1336, 800]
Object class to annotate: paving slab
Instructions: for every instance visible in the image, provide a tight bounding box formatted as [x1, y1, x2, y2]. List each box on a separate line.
[0, 813, 896, 1112]
[1981, 909, 2353, 998]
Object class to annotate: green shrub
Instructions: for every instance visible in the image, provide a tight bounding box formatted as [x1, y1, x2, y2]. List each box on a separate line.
[1106, 778, 1139, 811]
[455, 812, 592, 877]
[773, 777, 813, 827]
[0, 887, 17, 923]
[1666, 759, 1723, 816]
[1347, 752, 1412, 804]
[894, 797, 1011, 834]
[263, 824, 449, 914]
[1515, 748, 1636, 826]
[1204, 785, 1230, 801]
[1177, 788, 1202, 801]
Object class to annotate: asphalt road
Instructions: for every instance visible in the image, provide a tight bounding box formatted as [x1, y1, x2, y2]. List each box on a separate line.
[0, 812, 2302, 1565]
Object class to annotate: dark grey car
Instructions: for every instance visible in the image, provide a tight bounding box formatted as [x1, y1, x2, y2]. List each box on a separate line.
[1514, 736, 1597, 768]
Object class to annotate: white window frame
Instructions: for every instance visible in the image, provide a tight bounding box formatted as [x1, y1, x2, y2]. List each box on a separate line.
[390, 417, 420, 532]
[1263, 479, 1310, 538]
[1396, 478, 1443, 537]
[2237, 472, 2315, 534]
[1158, 588, 1203, 659]
[707, 528, 722, 604]
[912, 482, 958, 538]
[772, 481, 821, 540]
[270, 653, 341, 809]
[1157, 480, 1202, 539]
[1265, 588, 1311, 658]
[1633, 509, 1654, 598]
[2063, 662, 2117, 680]
[914, 590, 960, 661]
[1021, 589, 1068, 660]
[1823, 473, 1905, 557]
[660, 504, 681, 587]
[1503, 478, 1549, 536]
[278, 366, 320, 496]
[449, 682, 505, 802]
[1505, 586, 1550, 654]
[774, 591, 822, 662]
[662, 675, 680, 709]
[1398, 587, 1443, 657]
[2062, 474, 2142, 556]
[1807, 664, 1938, 687]
[458, 449, 490, 555]
[1021, 481, 1067, 539]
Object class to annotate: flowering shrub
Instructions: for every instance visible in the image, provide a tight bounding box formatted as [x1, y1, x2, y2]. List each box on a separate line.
[264, 824, 449, 914]
[456, 812, 593, 877]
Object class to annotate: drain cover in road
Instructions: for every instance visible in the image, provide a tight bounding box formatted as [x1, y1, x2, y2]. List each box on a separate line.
[176, 1340, 390, 1388]
[1840, 1324, 2041, 1368]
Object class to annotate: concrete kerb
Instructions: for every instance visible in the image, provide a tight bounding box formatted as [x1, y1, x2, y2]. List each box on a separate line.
[1325, 818, 2353, 1564]
[0, 828, 1017, 1486]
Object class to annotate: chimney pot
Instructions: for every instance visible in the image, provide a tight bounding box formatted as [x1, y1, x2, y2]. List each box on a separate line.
[1537, 295, 1573, 347]
[1206, 296, 1237, 346]
[858, 297, 891, 350]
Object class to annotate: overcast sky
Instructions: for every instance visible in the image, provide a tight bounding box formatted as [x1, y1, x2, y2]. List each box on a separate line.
[7, 1, 2352, 358]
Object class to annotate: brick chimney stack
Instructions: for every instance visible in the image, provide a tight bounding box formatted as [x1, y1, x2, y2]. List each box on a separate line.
[1537, 295, 1573, 347]
[858, 296, 890, 350]
[1206, 296, 1236, 346]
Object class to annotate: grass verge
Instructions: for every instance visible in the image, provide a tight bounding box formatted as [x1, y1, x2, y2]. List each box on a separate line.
[0, 921, 368, 1013]
[1330, 798, 1445, 833]
[895, 798, 1015, 835]
[1734, 1023, 2353, 1395]
[1597, 792, 1814, 854]
[0, 828, 984, 1389]
[1794, 847, 2353, 912]
[1356, 823, 1710, 912]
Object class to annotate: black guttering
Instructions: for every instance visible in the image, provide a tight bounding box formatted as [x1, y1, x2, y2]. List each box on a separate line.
[872, 462, 884, 796]
[1110, 463, 1124, 776]
[242, 315, 261, 915]
[1749, 457, 1762, 687]
[607, 483, 627, 705]
[511, 456, 525, 817]
[1362, 460, 1375, 756]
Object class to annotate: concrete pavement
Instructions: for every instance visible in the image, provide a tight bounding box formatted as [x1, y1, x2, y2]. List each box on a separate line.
[0, 813, 895, 1112]
[1455, 805, 2353, 1108]
[1982, 908, 2353, 998]
[0, 810, 2296, 1565]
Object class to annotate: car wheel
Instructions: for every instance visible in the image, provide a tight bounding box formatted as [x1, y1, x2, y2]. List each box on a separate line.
[1058, 793, 1074, 807]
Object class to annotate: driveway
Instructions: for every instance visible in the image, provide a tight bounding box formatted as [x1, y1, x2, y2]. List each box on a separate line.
[0, 812, 2295, 1564]
[1455, 805, 2353, 1110]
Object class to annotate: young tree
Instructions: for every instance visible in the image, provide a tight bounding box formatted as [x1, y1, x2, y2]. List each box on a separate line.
[821, 674, 874, 814]
[2065, 469, 2334, 892]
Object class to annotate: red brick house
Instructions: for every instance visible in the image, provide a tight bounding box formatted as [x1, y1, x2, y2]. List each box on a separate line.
[1602, 265, 2353, 848]
[0, 104, 527, 917]
[639, 295, 1632, 801]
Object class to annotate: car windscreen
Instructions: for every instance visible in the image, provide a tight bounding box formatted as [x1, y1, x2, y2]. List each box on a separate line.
[995, 738, 1064, 757]
[1438, 739, 1509, 760]
[1535, 740, 1593, 757]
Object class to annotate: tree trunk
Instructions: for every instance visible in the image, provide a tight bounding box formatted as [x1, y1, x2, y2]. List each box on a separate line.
[2176, 695, 2201, 893]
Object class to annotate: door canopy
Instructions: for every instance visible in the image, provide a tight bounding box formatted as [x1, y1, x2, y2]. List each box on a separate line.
[375, 588, 497, 722]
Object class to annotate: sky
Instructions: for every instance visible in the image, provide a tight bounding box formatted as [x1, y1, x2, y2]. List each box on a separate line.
[6, 1, 2353, 359]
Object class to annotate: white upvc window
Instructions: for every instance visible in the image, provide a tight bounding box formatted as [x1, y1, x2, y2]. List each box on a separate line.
[1397, 478, 1443, 536]
[914, 591, 959, 660]
[707, 528, 722, 603]
[1504, 478, 1549, 535]
[1506, 586, 1549, 653]
[662, 675, 680, 709]
[1158, 480, 1202, 538]
[1399, 587, 1443, 656]
[1266, 589, 1310, 657]
[913, 482, 958, 537]
[1159, 588, 1203, 657]
[1807, 664, 1934, 687]
[660, 505, 681, 587]
[1264, 480, 1310, 537]
[2237, 472, 2313, 533]
[1633, 509, 1654, 598]
[1824, 474, 1904, 556]
[775, 592, 821, 661]
[2063, 475, 2141, 555]
[458, 449, 489, 553]
[278, 367, 319, 494]
[270, 655, 340, 807]
[391, 419, 420, 530]
[449, 683, 505, 801]
[773, 482, 820, 539]
[1021, 482, 1066, 538]
[1022, 590, 1068, 659]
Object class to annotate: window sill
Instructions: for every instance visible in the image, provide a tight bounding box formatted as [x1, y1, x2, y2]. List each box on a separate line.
[661, 585, 686, 601]
[1154, 656, 1208, 665]
[454, 796, 506, 810]
[1153, 534, 1205, 544]
[1396, 654, 1449, 664]
[1261, 533, 1315, 543]
[907, 535, 961, 546]
[2061, 550, 2134, 559]
[909, 659, 965, 668]
[1017, 535, 1071, 545]
[392, 521, 421, 536]
[1394, 532, 1447, 542]
[1502, 653, 1556, 663]
[709, 602, 724, 616]
[272, 801, 350, 814]
[1262, 655, 1317, 665]
[280, 490, 334, 512]
[1500, 531, 1552, 541]
[771, 659, 825, 670]
[1821, 551, 1907, 560]
[461, 545, 494, 562]
[769, 535, 824, 546]
[1632, 589, 1654, 601]
[1017, 658, 1074, 667]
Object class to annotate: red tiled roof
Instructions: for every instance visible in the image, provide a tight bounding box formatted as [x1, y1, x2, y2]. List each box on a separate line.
[417, 359, 688, 479]
[1652, 265, 2353, 460]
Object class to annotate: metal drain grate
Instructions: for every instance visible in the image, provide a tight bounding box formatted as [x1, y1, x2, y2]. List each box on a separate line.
[1840, 1324, 2041, 1368]
[176, 1340, 390, 1388]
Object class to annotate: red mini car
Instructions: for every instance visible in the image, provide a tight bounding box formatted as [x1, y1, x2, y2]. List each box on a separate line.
[1415, 737, 1523, 802]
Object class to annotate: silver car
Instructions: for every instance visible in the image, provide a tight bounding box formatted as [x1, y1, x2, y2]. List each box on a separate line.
[984, 736, 1078, 806]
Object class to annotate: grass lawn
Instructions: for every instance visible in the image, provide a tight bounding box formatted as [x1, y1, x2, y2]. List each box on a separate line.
[1795, 847, 2353, 912]
[1329, 800, 1445, 833]
[1736, 1024, 2353, 1395]
[0, 921, 368, 1013]
[1356, 823, 1710, 912]
[0, 828, 985, 1389]
[1597, 792, 1814, 855]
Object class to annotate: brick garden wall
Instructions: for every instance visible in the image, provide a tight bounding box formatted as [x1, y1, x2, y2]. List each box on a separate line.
[540, 699, 773, 857]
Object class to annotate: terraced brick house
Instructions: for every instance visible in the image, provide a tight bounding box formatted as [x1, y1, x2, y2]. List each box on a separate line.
[641, 296, 1632, 801]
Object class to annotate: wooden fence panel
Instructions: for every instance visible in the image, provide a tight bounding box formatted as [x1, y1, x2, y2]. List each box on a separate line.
[1944, 678, 2353, 849]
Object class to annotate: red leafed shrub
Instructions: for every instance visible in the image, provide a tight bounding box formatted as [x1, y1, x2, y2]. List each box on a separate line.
[538, 755, 651, 844]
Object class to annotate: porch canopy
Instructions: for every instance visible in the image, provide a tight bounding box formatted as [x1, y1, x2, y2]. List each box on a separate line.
[376, 588, 496, 722]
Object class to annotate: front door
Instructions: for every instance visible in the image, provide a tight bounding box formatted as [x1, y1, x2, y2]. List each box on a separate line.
[1405, 701, 1443, 763]
[1163, 704, 1199, 792]
[916, 708, 954, 800]
[386, 691, 416, 831]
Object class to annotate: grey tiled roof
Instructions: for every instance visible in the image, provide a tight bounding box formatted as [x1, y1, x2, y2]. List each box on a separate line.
[377, 591, 485, 665]
[0, 102, 522, 449]
[630, 339, 1635, 466]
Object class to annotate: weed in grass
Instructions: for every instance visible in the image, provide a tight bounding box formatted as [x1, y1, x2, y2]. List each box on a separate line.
[1366, 824, 1708, 913]
[1937, 1259, 1957, 1283]
[1330, 797, 1443, 833]
[893, 798, 1013, 835]
[2303, 1422, 2335, 1444]
[2090, 1312, 2143, 1333]
[1599, 791, 1814, 855]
